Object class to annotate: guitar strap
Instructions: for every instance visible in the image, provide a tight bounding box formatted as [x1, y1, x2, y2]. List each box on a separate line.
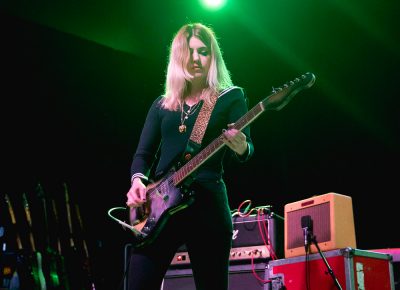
[184, 87, 240, 161]
[190, 94, 218, 142]
[183, 93, 218, 161]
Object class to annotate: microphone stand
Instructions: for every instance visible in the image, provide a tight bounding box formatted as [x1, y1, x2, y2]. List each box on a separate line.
[309, 234, 343, 290]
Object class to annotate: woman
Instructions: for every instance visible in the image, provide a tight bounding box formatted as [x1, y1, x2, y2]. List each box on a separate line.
[126, 22, 254, 290]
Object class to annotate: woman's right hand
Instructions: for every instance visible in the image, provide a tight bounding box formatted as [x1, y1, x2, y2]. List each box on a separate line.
[126, 178, 147, 207]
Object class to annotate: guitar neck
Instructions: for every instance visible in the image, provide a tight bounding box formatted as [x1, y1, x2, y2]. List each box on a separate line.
[173, 72, 316, 185]
[75, 204, 89, 258]
[22, 193, 37, 252]
[36, 183, 51, 250]
[74, 193, 96, 289]
[4, 194, 23, 250]
[174, 102, 264, 185]
[51, 199, 63, 255]
[63, 182, 76, 249]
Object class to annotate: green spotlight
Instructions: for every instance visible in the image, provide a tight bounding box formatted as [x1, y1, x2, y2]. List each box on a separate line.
[200, 0, 227, 10]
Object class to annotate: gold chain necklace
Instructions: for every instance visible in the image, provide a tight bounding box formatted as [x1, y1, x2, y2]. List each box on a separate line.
[178, 101, 201, 133]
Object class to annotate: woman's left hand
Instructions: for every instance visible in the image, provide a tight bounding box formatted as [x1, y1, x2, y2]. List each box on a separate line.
[222, 123, 247, 155]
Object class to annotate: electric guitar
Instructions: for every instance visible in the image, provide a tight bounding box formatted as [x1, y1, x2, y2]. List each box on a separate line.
[75, 204, 96, 290]
[63, 182, 87, 290]
[3, 194, 23, 288]
[63, 183, 76, 252]
[50, 197, 70, 290]
[128, 72, 316, 248]
[22, 192, 47, 290]
[4, 194, 23, 252]
[36, 183, 62, 290]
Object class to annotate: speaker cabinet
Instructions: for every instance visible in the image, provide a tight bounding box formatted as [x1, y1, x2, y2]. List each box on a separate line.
[161, 263, 267, 290]
[284, 192, 356, 258]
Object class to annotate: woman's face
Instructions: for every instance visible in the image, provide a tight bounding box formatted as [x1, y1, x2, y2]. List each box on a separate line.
[187, 36, 211, 81]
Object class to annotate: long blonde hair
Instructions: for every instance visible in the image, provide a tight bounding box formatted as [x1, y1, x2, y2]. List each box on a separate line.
[161, 23, 233, 111]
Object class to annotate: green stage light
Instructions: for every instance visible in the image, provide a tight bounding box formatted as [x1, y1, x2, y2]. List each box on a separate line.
[200, 0, 227, 11]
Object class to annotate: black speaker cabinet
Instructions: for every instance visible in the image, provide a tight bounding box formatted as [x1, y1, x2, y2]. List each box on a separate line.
[232, 212, 283, 252]
[284, 192, 357, 258]
[161, 262, 267, 290]
[124, 244, 268, 290]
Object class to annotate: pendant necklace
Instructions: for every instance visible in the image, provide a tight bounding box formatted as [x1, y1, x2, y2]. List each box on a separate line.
[179, 101, 201, 133]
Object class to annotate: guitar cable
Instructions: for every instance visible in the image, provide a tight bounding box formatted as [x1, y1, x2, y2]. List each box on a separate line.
[107, 207, 147, 237]
[230, 199, 272, 217]
[231, 199, 279, 285]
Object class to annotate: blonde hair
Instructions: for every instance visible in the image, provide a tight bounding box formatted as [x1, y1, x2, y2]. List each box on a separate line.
[161, 23, 233, 111]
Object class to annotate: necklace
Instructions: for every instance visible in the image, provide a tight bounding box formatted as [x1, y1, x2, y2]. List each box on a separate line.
[178, 101, 201, 133]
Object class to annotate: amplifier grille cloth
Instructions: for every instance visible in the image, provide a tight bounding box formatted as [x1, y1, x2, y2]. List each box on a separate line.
[287, 202, 330, 249]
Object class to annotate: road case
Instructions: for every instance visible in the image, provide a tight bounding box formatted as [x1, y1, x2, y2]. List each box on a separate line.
[265, 247, 395, 290]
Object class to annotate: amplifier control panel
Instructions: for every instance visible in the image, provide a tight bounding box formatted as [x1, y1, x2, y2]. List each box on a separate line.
[230, 245, 270, 261]
[170, 245, 270, 265]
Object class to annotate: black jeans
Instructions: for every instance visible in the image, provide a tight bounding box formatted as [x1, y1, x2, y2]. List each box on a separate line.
[127, 179, 233, 290]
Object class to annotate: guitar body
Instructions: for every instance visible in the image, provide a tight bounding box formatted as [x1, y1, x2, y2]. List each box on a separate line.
[35, 252, 47, 290]
[56, 254, 70, 290]
[28, 251, 47, 290]
[129, 170, 195, 248]
[11, 250, 43, 290]
[42, 249, 62, 289]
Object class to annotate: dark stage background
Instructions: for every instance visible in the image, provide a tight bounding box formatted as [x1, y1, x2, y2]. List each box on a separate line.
[1, 0, 399, 289]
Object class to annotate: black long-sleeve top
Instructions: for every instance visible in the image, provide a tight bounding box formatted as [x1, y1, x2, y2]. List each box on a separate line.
[130, 86, 254, 183]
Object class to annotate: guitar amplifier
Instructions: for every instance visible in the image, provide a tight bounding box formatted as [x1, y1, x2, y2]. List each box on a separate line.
[284, 192, 356, 258]
[232, 212, 283, 248]
[170, 211, 284, 265]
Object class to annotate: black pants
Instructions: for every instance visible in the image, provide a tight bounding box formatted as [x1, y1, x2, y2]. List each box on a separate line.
[127, 179, 233, 290]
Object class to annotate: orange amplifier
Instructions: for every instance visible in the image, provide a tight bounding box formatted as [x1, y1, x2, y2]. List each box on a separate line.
[284, 192, 356, 258]
[265, 248, 395, 290]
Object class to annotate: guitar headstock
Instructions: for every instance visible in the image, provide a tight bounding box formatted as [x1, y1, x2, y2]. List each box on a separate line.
[4, 194, 16, 223]
[22, 192, 29, 210]
[263, 72, 316, 111]
[36, 183, 45, 200]
[5, 193, 11, 207]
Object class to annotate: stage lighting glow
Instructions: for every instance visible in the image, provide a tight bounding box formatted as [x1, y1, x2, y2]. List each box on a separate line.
[200, 0, 227, 10]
